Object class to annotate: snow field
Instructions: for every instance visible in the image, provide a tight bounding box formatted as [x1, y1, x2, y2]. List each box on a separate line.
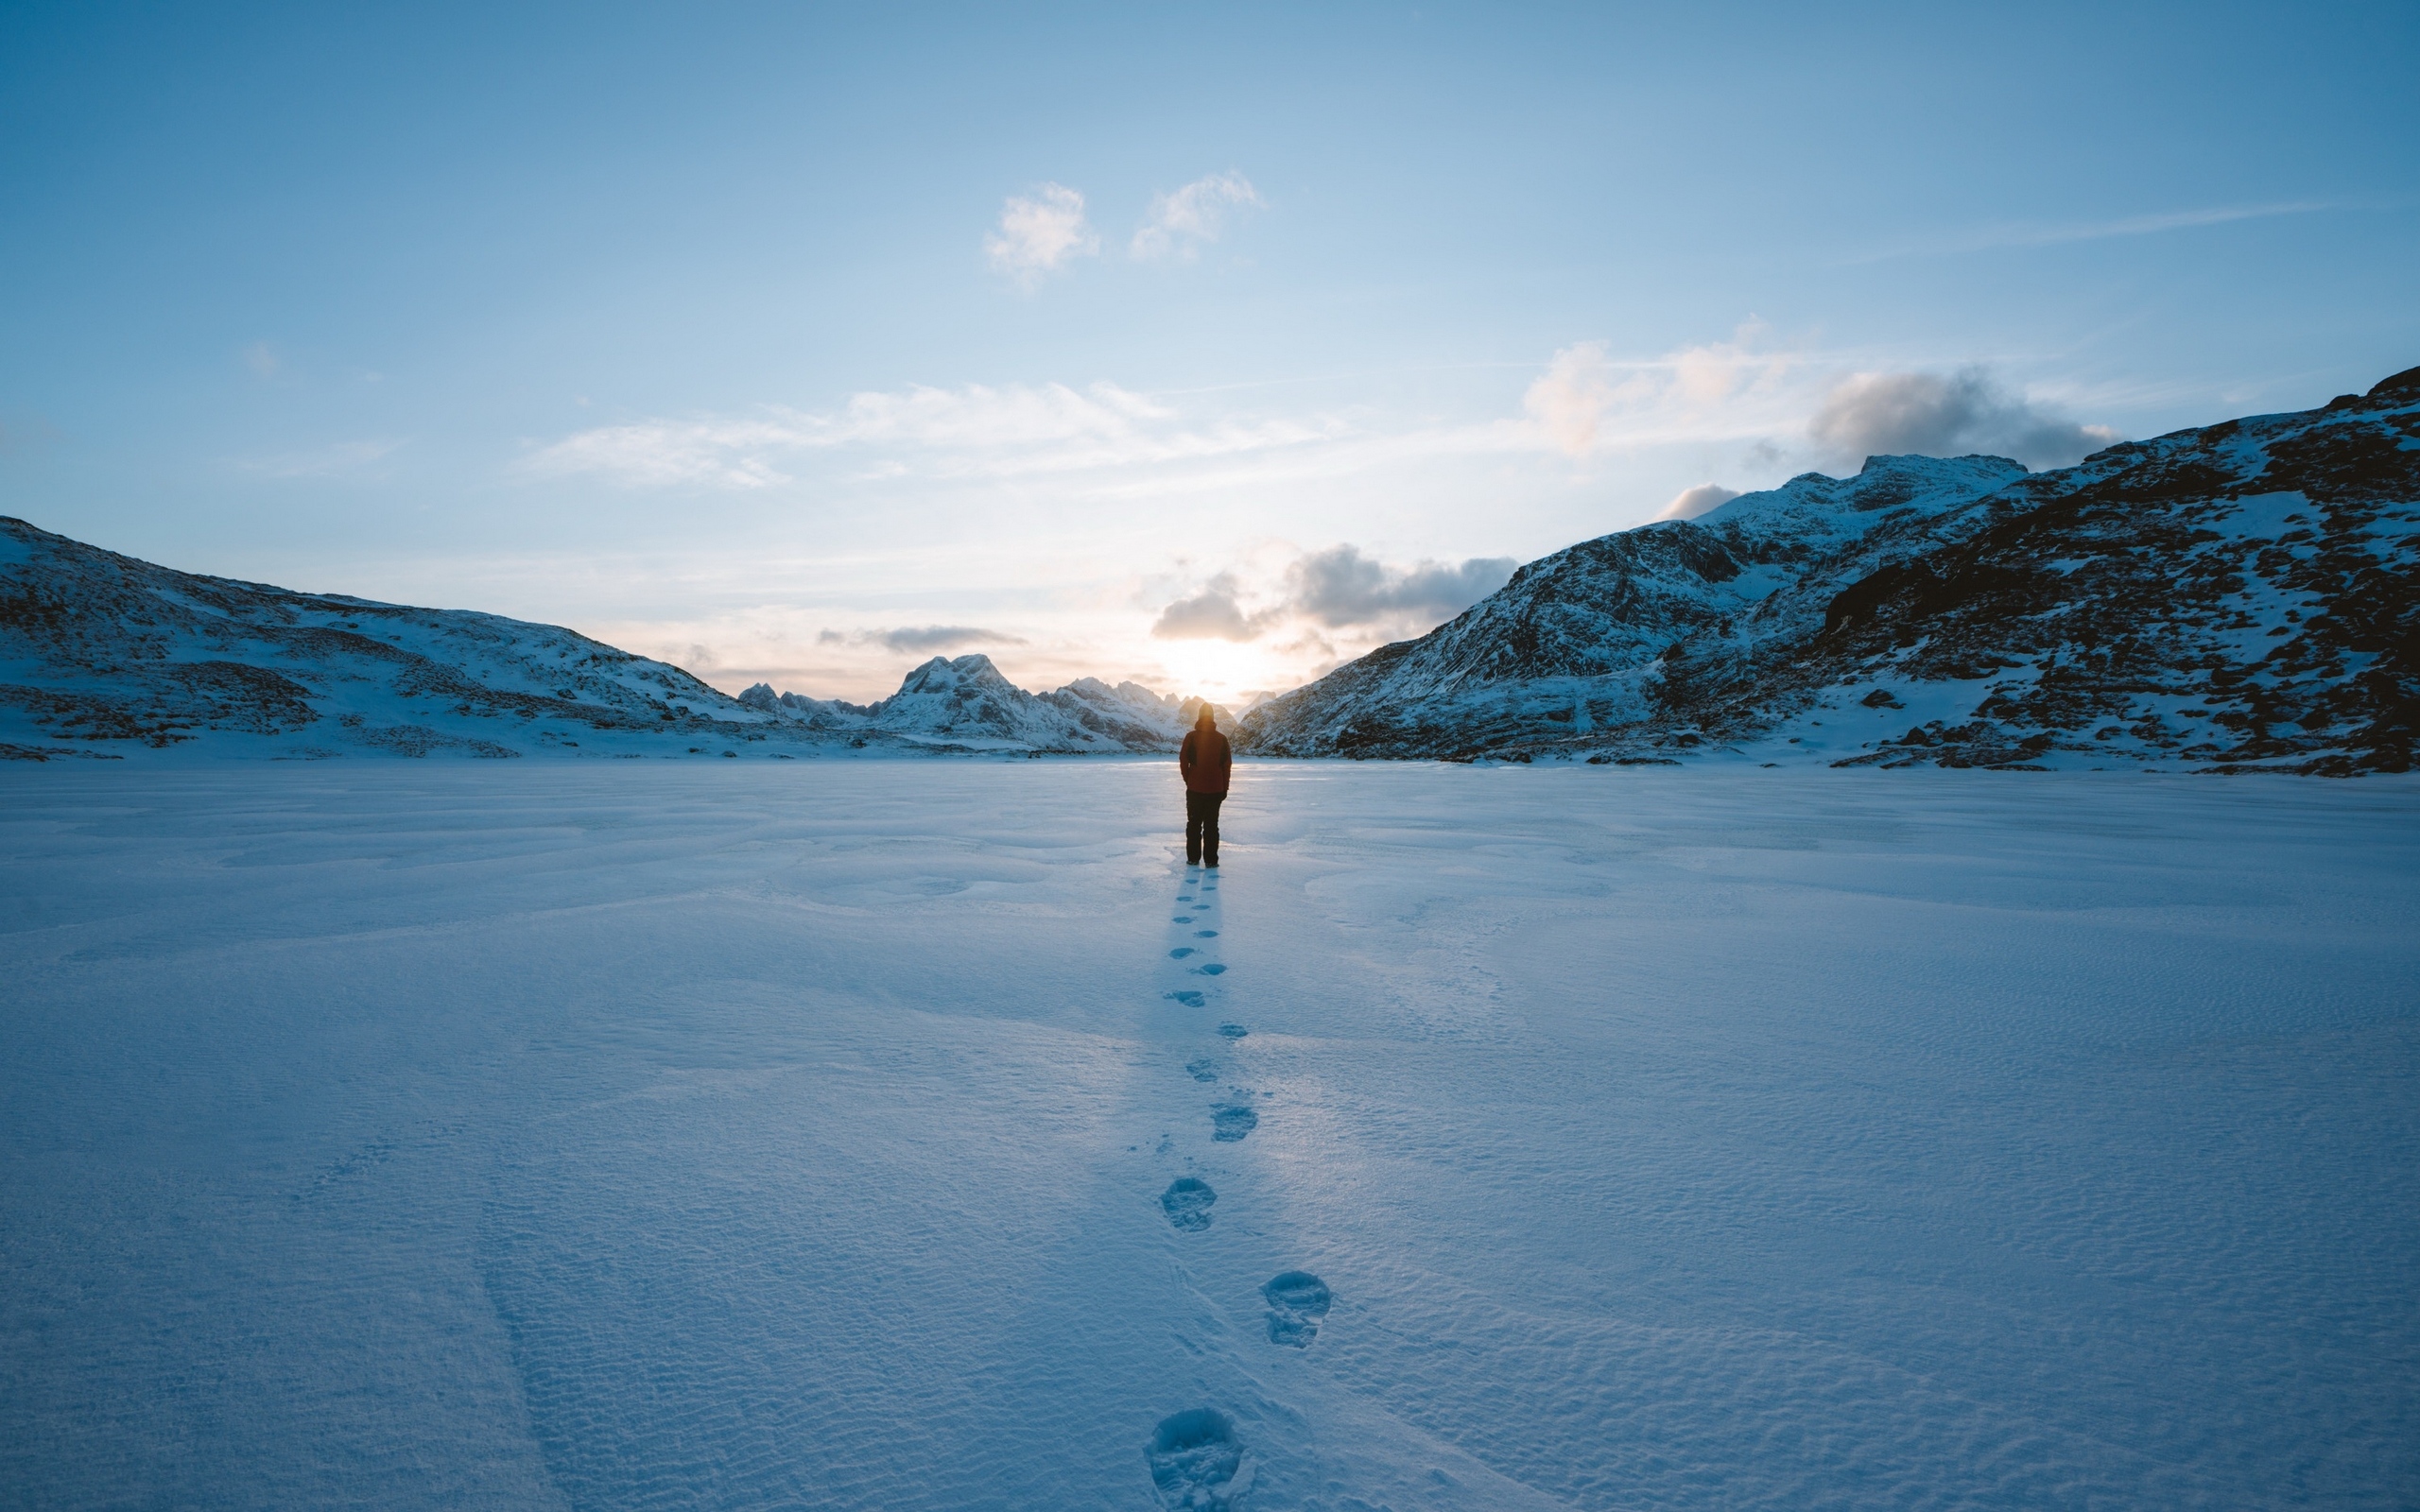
[2, 762, 2415, 1509]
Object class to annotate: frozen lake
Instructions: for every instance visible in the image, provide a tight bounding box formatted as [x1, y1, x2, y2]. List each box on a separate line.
[3, 761, 2415, 1509]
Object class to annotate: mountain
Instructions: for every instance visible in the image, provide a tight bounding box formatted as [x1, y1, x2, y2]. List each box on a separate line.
[1239, 367, 2420, 774]
[744, 657, 1220, 751]
[0, 519, 1201, 760]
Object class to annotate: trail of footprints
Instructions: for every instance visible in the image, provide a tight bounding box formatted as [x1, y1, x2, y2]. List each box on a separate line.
[1147, 869, 1327, 1509]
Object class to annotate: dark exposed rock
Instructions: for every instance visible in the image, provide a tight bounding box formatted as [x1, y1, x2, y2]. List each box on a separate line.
[1239, 371, 2419, 774]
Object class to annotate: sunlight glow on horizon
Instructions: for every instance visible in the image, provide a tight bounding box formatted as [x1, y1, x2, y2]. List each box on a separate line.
[3, 3, 2411, 702]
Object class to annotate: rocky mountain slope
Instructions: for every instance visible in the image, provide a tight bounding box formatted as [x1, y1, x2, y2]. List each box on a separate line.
[0, 520, 1200, 760]
[747, 658, 1219, 750]
[1240, 366, 2420, 773]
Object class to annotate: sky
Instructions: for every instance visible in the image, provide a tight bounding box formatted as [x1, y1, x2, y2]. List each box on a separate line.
[4, 2, 2416, 704]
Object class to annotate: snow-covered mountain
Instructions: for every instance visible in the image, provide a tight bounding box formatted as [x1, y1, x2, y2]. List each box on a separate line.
[1241, 366, 2420, 773]
[0, 520, 1202, 760]
[743, 655, 1221, 752]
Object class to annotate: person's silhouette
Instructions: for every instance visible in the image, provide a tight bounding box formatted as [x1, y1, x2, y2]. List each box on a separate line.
[1179, 707, 1232, 868]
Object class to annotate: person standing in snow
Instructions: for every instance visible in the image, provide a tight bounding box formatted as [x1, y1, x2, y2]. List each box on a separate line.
[1180, 706, 1232, 868]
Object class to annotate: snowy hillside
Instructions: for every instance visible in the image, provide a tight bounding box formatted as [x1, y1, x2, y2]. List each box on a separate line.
[1241, 366, 2420, 773]
[1239, 454, 2024, 759]
[0, 520, 1203, 760]
[749, 657, 1222, 752]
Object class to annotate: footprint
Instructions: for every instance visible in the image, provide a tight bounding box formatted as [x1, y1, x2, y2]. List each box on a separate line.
[1262, 1271, 1332, 1348]
[1185, 1057, 1220, 1083]
[1174, 916, 1193, 922]
[1161, 1177, 1217, 1232]
[1218, 1023, 1247, 1040]
[1146, 1408, 1253, 1509]
[1194, 930, 1219, 937]
[1170, 947, 1198, 959]
[1212, 1104, 1258, 1143]
[1193, 963, 1227, 976]
[1166, 991, 1206, 1008]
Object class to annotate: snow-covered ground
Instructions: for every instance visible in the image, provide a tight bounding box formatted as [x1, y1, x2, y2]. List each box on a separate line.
[4, 762, 2415, 1510]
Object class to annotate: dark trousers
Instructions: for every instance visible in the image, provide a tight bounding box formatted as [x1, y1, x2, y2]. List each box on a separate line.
[1185, 790, 1225, 865]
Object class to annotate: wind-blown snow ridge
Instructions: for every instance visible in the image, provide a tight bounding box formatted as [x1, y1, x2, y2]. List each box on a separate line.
[0, 520, 1211, 760]
[1239, 365, 2420, 773]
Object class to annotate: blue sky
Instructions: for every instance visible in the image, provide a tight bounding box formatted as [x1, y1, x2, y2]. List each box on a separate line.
[5, 2, 2415, 701]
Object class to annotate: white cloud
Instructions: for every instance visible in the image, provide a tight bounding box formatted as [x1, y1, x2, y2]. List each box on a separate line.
[985, 182, 1098, 283]
[1653, 483, 1739, 522]
[521, 381, 1338, 490]
[243, 342, 280, 378]
[1132, 171, 1263, 261]
[1520, 325, 1798, 457]
[517, 333, 2120, 510]
[1808, 369, 2121, 470]
[521, 415, 802, 489]
[1523, 342, 1619, 455]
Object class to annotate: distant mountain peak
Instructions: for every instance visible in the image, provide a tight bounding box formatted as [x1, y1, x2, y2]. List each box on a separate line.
[0, 520, 1205, 761]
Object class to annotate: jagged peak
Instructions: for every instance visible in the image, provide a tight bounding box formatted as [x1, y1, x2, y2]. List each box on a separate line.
[1688, 452, 2025, 534]
[2367, 365, 2420, 401]
[1853, 452, 2027, 479]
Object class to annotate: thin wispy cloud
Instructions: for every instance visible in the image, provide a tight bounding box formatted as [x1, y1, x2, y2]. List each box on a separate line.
[985, 182, 1098, 284]
[519, 329, 2123, 506]
[820, 625, 1028, 653]
[522, 381, 1340, 489]
[1846, 201, 2335, 264]
[1132, 171, 1263, 261]
[1521, 324, 1801, 456]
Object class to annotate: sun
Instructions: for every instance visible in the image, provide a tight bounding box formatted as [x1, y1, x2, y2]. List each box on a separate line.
[1148, 637, 1282, 707]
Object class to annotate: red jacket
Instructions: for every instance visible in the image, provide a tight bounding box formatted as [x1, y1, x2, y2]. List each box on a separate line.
[1180, 728, 1232, 794]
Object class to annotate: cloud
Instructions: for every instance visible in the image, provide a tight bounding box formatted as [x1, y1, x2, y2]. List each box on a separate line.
[243, 342, 280, 378]
[818, 626, 1027, 654]
[985, 183, 1098, 283]
[1153, 547, 1515, 644]
[1132, 171, 1263, 261]
[521, 380, 1334, 489]
[1520, 325, 1797, 456]
[1152, 575, 1262, 641]
[1523, 342, 1620, 455]
[1283, 545, 1515, 627]
[1653, 484, 1739, 522]
[1849, 201, 2336, 263]
[1808, 369, 2120, 470]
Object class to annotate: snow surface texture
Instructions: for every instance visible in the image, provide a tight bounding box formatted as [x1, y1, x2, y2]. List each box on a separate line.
[4, 761, 2416, 1509]
[1242, 365, 2420, 772]
[0, 516, 1213, 760]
